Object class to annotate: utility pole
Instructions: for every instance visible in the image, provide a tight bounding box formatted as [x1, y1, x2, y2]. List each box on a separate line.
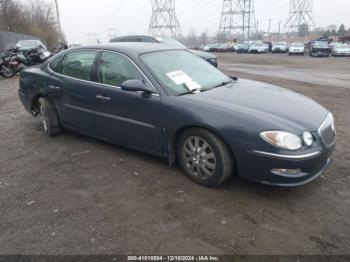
[54, 0, 62, 36]
[284, 0, 315, 34]
[219, 0, 256, 42]
[148, 0, 181, 38]
[268, 18, 271, 39]
[278, 20, 281, 41]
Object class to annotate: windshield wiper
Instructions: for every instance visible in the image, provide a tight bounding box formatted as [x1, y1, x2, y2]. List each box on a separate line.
[213, 80, 234, 89]
[178, 88, 201, 96]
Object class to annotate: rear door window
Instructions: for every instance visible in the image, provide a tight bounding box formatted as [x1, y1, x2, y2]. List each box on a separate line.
[60, 51, 97, 81]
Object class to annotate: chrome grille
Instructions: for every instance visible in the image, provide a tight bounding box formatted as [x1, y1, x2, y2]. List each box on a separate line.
[318, 113, 336, 147]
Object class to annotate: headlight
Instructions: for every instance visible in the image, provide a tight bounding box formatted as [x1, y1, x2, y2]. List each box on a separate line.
[261, 131, 302, 151]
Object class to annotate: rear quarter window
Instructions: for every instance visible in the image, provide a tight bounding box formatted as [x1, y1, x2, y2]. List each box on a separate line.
[60, 51, 97, 81]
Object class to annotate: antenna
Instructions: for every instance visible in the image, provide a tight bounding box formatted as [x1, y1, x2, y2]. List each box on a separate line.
[149, 0, 181, 38]
[219, 0, 256, 42]
[284, 0, 315, 34]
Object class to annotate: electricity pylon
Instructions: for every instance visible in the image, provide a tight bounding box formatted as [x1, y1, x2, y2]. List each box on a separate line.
[148, 0, 181, 38]
[219, 0, 256, 42]
[284, 0, 315, 33]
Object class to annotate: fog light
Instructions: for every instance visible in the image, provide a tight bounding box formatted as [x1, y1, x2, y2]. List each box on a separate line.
[303, 131, 313, 146]
[271, 169, 301, 175]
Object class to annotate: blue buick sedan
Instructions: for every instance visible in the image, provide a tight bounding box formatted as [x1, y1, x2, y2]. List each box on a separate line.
[18, 43, 336, 187]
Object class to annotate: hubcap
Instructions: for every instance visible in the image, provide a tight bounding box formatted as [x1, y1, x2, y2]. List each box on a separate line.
[39, 105, 48, 133]
[183, 136, 216, 179]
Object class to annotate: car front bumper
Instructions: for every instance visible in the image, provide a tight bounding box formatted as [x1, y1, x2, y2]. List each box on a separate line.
[333, 52, 350, 56]
[290, 50, 304, 54]
[236, 144, 335, 186]
[272, 48, 286, 53]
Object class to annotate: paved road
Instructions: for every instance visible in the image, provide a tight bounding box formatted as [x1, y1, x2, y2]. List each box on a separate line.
[0, 55, 350, 255]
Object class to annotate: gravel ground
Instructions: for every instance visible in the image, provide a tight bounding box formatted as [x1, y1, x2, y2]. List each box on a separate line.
[0, 53, 349, 255]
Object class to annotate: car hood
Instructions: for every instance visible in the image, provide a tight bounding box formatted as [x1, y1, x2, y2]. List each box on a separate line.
[334, 48, 350, 52]
[190, 49, 216, 59]
[178, 79, 328, 132]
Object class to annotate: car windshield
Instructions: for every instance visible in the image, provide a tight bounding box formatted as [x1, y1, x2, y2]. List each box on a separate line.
[313, 41, 328, 47]
[141, 50, 231, 96]
[17, 40, 39, 49]
[155, 37, 187, 49]
[275, 42, 286, 46]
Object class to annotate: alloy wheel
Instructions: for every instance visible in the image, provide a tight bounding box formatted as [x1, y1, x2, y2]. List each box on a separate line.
[183, 136, 217, 180]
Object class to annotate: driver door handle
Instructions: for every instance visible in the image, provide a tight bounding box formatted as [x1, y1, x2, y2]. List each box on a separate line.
[96, 95, 111, 102]
[49, 85, 61, 90]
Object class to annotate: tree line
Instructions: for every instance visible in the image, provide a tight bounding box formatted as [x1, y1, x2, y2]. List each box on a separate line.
[0, 0, 64, 49]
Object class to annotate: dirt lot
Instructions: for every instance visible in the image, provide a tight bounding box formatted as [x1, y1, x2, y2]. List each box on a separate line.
[0, 53, 349, 255]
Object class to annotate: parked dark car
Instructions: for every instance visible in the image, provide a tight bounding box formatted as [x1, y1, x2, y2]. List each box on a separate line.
[110, 35, 218, 68]
[309, 41, 331, 57]
[236, 44, 250, 53]
[18, 43, 335, 187]
[217, 44, 234, 52]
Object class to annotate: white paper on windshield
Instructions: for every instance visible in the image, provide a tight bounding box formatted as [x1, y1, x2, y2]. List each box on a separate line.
[186, 80, 201, 91]
[166, 70, 202, 91]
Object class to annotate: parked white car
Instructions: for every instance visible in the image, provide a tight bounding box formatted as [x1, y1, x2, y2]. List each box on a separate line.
[332, 43, 350, 57]
[249, 43, 269, 54]
[272, 42, 288, 53]
[289, 43, 305, 56]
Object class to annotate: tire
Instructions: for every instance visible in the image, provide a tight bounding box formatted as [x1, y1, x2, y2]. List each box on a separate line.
[177, 128, 234, 187]
[0, 65, 15, 78]
[38, 97, 62, 137]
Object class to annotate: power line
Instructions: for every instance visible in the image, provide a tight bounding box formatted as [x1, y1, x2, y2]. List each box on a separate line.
[149, 0, 182, 38]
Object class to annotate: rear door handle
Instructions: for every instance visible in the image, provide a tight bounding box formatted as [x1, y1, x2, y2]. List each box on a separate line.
[96, 95, 111, 102]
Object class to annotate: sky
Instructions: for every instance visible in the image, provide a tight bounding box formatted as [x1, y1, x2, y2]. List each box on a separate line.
[57, 0, 350, 44]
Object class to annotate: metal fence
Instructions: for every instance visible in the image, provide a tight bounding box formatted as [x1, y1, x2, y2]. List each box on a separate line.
[0, 31, 38, 53]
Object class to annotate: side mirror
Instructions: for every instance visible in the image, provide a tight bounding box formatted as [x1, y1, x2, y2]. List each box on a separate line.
[121, 79, 154, 94]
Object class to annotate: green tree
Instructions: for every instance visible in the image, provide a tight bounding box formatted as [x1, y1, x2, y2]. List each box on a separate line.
[0, 0, 64, 49]
[338, 24, 346, 36]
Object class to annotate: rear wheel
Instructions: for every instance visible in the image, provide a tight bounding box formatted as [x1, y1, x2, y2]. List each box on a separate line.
[177, 128, 233, 187]
[0, 65, 15, 78]
[38, 97, 62, 137]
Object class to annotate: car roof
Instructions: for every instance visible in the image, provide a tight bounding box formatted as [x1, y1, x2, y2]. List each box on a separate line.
[69, 42, 184, 55]
[111, 35, 172, 43]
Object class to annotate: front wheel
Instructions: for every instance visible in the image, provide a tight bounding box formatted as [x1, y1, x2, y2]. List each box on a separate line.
[0, 65, 16, 78]
[177, 128, 234, 187]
